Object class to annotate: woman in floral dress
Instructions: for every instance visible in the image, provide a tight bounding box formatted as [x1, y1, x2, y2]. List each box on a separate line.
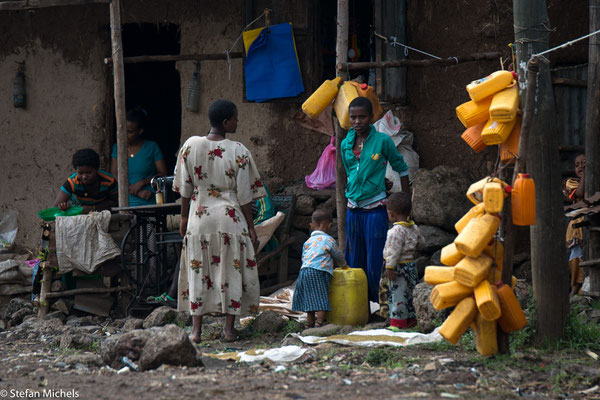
[174, 100, 266, 342]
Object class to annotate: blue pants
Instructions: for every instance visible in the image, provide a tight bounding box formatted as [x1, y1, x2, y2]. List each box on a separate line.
[345, 207, 388, 303]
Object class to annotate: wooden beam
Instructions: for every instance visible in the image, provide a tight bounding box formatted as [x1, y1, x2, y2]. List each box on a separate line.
[580, 258, 600, 268]
[45, 285, 134, 299]
[109, 0, 128, 208]
[103, 52, 243, 65]
[338, 52, 502, 71]
[334, 0, 348, 252]
[586, 0, 600, 292]
[552, 77, 587, 87]
[0, 0, 109, 11]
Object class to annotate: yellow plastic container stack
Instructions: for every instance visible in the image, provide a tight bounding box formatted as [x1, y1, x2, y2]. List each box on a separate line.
[500, 118, 521, 165]
[484, 239, 504, 269]
[327, 267, 369, 326]
[455, 203, 485, 233]
[511, 173, 536, 226]
[441, 243, 464, 266]
[472, 312, 498, 356]
[333, 81, 359, 130]
[489, 85, 519, 122]
[466, 70, 514, 102]
[430, 280, 473, 310]
[474, 280, 502, 321]
[481, 118, 517, 145]
[426, 174, 529, 354]
[461, 122, 487, 153]
[424, 266, 456, 286]
[456, 97, 493, 128]
[466, 177, 508, 205]
[453, 253, 493, 287]
[483, 181, 505, 213]
[454, 214, 501, 258]
[302, 77, 342, 119]
[439, 297, 478, 345]
[497, 284, 527, 333]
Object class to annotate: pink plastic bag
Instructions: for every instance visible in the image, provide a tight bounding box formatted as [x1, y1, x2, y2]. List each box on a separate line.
[305, 135, 336, 190]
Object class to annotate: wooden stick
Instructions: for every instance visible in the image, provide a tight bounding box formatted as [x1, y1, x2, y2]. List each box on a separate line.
[0, 0, 109, 11]
[45, 285, 134, 299]
[109, 0, 128, 208]
[338, 52, 502, 71]
[38, 263, 54, 317]
[103, 52, 243, 65]
[552, 77, 587, 87]
[334, 0, 349, 252]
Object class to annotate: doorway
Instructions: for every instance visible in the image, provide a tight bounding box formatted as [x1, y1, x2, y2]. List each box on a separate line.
[119, 23, 181, 173]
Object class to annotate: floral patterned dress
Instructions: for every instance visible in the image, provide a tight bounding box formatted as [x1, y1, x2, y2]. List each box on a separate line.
[173, 136, 266, 316]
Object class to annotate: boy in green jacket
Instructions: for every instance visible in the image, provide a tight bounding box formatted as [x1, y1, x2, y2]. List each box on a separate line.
[341, 97, 409, 305]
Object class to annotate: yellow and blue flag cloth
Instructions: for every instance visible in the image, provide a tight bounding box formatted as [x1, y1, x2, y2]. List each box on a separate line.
[243, 22, 304, 102]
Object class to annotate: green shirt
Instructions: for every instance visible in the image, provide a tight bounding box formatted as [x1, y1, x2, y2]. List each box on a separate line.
[341, 125, 408, 205]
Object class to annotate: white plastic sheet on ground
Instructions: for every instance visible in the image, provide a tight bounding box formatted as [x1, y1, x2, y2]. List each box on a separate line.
[203, 345, 314, 363]
[293, 327, 443, 347]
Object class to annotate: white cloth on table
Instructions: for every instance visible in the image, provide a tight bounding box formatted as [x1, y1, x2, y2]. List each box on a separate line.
[55, 210, 120, 274]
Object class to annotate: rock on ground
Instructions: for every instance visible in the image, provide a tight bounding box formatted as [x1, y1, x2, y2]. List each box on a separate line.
[101, 324, 198, 371]
[143, 306, 177, 329]
[413, 282, 444, 333]
[418, 225, 456, 253]
[295, 194, 317, 216]
[123, 318, 144, 331]
[292, 215, 312, 231]
[302, 323, 341, 337]
[411, 166, 473, 232]
[59, 329, 95, 350]
[251, 310, 287, 333]
[429, 249, 442, 267]
[316, 197, 336, 215]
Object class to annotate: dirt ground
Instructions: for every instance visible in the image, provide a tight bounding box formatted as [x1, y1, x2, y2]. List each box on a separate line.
[1, 313, 599, 400]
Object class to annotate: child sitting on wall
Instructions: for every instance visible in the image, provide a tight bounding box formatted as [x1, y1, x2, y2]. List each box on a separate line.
[383, 192, 424, 330]
[292, 209, 347, 328]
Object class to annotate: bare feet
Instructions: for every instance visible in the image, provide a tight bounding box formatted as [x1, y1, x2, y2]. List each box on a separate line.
[189, 331, 201, 343]
[221, 328, 238, 342]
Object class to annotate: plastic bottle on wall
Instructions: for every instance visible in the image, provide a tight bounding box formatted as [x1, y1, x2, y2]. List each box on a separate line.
[186, 71, 201, 112]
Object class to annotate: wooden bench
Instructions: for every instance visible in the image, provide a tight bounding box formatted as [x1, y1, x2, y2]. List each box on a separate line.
[256, 195, 296, 295]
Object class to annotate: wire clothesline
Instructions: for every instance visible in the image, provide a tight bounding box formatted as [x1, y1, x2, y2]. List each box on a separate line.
[533, 27, 600, 58]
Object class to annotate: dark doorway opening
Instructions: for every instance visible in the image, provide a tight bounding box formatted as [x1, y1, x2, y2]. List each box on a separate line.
[319, 0, 373, 82]
[119, 23, 181, 173]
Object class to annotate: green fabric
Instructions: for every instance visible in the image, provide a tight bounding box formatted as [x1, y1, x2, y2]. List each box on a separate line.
[341, 125, 408, 203]
[253, 185, 279, 253]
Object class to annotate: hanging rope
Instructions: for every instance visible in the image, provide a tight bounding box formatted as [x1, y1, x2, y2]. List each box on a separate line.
[223, 10, 269, 80]
[388, 36, 441, 60]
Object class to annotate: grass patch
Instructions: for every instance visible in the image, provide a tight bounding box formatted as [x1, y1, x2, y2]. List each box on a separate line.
[89, 340, 100, 353]
[364, 347, 407, 369]
[282, 320, 304, 334]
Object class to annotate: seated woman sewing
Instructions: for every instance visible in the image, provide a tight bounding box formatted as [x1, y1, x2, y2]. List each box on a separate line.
[53, 148, 118, 213]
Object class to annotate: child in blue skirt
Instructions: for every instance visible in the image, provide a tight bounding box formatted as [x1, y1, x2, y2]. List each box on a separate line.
[292, 209, 347, 327]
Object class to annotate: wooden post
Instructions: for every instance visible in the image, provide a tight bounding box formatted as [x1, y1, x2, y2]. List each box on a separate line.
[110, 0, 128, 208]
[498, 58, 538, 353]
[585, 0, 600, 291]
[513, 0, 568, 342]
[334, 0, 349, 251]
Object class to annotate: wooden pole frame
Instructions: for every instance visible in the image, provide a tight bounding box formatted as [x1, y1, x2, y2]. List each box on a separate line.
[334, 0, 349, 251]
[338, 51, 502, 71]
[109, 0, 129, 208]
[103, 52, 243, 65]
[0, 0, 109, 11]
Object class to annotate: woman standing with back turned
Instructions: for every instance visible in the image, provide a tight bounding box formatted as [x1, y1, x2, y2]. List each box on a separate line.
[174, 99, 266, 342]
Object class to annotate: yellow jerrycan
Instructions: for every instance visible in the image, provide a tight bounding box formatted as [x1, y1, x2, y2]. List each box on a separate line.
[483, 181, 505, 213]
[327, 267, 369, 326]
[466, 70, 514, 102]
[511, 173, 536, 226]
[466, 176, 508, 205]
[454, 213, 501, 258]
[481, 118, 517, 145]
[455, 203, 485, 234]
[333, 81, 359, 130]
[302, 77, 342, 119]
[456, 96, 493, 128]
[489, 84, 519, 122]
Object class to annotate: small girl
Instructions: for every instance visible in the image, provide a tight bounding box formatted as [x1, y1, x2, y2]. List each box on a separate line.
[383, 192, 424, 330]
[292, 209, 347, 327]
